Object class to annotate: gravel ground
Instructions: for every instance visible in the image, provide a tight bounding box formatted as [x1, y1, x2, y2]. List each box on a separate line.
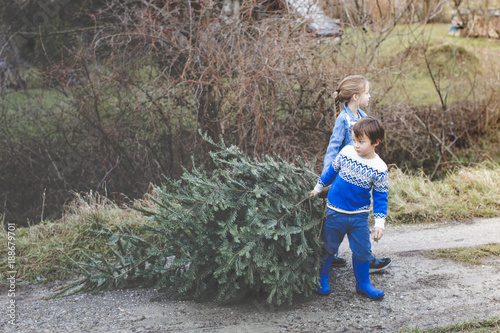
[2, 217, 499, 333]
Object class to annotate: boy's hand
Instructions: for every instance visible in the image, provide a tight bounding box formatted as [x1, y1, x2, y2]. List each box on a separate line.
[373, 227, 384, 242]
[309, 190, 320, 197]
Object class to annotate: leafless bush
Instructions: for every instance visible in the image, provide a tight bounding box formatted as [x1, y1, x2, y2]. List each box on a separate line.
[379, 97, 499, 175]
[1, 1, 346, 224]
[323, 0, 447, 27]
[1, 0, 497, 224]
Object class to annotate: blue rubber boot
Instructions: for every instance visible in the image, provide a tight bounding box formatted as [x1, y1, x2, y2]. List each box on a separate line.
[352, 257, 384, 299]
[317, 255, 334, 295]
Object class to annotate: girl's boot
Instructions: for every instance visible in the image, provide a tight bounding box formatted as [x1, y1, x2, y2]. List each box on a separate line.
[317, 255, 334, 294]
[352, 257, 384, 299]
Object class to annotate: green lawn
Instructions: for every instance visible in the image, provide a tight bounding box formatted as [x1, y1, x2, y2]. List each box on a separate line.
[328, 23, 500, 107]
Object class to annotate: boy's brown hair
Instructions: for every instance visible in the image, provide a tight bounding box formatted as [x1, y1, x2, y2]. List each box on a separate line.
[352, 116, 385, 144]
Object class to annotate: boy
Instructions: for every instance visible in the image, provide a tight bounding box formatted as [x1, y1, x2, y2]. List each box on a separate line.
[310, 116, 388, 299]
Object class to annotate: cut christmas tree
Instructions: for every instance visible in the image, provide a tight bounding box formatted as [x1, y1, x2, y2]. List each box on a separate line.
[56, 133, 325, 305]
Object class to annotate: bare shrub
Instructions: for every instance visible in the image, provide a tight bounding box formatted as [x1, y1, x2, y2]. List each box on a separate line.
[0, 0, 497, 224]
[1, 1, 346, 224]
[379, 98, 498, 174]
[323, 0, 447, 27]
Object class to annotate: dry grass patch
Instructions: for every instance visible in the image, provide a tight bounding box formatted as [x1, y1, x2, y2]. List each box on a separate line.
[426, 243, 500, 265]
[0, 192, 153, 281]
[399, 316, 500, 333]
[388, 162, 500, 223]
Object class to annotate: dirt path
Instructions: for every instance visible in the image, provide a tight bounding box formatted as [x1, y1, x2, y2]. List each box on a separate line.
[2, 218, 500, 333]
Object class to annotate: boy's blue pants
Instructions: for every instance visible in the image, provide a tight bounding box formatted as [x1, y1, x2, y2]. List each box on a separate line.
[322, 209, 372, 262]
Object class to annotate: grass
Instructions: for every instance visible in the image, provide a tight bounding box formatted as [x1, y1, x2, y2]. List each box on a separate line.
[381, 23, 500, 55]
[426, 243, 500, 265]
[0, 192, 153, 282]
[2, 88, 68, 110]
[399, 316, 500, 333]
[350, 23, 500, 107]
[388, 161, 500, 224]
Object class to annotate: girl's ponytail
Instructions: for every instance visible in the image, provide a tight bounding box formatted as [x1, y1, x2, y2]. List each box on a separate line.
[333, 90, 341, 118]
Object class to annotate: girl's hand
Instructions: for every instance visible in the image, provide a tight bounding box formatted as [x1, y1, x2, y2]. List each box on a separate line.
[373, 227, 384, 242]
[309, 190, 320, 197]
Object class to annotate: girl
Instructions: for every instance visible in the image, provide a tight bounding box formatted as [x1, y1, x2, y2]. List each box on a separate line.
[322, 75, 370, 176]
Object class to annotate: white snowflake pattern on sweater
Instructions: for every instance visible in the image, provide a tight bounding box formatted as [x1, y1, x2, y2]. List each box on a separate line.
[314, 145, 389, 229]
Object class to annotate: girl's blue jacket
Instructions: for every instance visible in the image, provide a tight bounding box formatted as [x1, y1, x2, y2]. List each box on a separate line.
[322, 105, 367, 176]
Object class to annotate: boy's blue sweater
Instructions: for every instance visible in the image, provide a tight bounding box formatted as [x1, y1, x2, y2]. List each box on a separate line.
[314, 145, 389, 229]
[322, 105, 367, 176]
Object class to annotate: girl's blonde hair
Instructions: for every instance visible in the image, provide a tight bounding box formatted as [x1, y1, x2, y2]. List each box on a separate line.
[333, 75, 369, 116]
